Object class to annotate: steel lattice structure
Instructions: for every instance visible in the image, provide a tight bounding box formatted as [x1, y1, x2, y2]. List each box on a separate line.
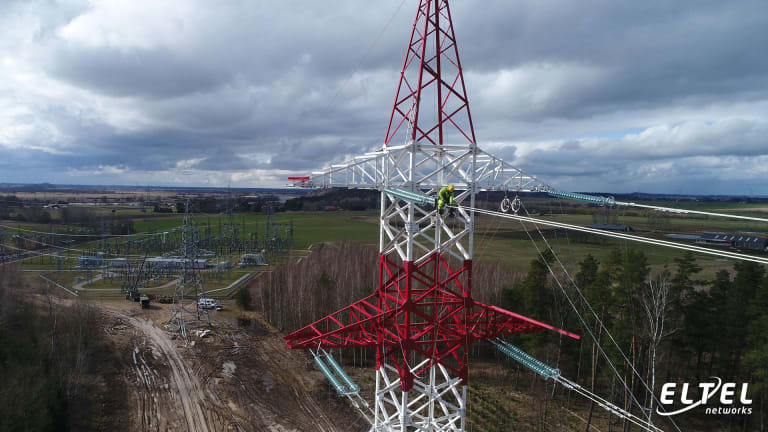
[385, 0, 475, 147]
[285, 1, 578, 430]
[166, 200, 211, 339]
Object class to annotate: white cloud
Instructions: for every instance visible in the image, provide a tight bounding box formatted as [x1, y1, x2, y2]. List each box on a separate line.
[58, 0, 199, 50]
[67, 164, 126, 176]
[473, 62, 610, 117]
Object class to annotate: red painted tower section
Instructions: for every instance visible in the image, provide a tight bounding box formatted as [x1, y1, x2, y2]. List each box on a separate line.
[284, 256, 578, 391]
[385, 0, 476, 147]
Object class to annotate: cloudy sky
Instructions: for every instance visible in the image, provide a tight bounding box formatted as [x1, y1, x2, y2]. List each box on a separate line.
[1, 0, 766, 194]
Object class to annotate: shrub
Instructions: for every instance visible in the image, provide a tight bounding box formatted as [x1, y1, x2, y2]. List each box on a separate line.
[235, 285, 252, 310]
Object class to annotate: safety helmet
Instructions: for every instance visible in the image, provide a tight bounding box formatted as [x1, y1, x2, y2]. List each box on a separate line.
[448, 184, 455, 192]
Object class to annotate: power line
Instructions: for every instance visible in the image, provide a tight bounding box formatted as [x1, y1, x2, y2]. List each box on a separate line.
[615, 201, 768, 224]
[546, 191, 768, 224]
[1, 242, 146, 261]
[0, 223, 170, 238]
[10, 235, 150, 258]
[459, 206, 768, 265]
[513, 210, 665, 429]
[464, 203, 696, 429]
[515, 202, 682, 430]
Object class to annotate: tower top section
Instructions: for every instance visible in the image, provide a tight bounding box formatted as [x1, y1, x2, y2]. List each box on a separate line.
[385, 0, 476, 147]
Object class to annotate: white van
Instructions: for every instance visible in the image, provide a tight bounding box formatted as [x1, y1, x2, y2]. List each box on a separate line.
[198, 298, 222, 311]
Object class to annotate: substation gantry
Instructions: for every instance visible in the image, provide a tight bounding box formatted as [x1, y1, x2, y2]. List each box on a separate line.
[284, 1, 580, 430]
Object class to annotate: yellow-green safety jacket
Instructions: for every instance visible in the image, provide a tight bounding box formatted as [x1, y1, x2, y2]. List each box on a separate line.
[437, 187, 457, 210]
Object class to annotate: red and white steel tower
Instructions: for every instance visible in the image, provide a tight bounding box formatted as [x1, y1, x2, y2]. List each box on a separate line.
[285, 1, 578, 430]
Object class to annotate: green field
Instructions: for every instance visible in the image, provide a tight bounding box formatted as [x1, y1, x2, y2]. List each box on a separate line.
[632, 200, 768, 211]
[131, 211, 379, 247]
[474, 224, 735, 279]
[7, 201, 768, 291]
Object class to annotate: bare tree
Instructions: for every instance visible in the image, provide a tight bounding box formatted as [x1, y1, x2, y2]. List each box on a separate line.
[639, 275, 675, 425]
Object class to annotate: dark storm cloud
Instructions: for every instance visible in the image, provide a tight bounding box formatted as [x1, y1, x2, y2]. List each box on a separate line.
[267, 137, 377, 171]
[457, 0, 768, 120]
[510, 117, 768, 192]
[524, 119, 768, 166]
[1, 0, 767, 193]
[193, 147, 250, 171]
[49, 45, 227, 98]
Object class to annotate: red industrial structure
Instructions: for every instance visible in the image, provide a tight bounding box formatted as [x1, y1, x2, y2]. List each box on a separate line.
[286, 176, 312, 188]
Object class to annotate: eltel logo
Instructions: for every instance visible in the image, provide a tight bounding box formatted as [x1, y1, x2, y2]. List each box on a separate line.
[657, 377, 753, 416]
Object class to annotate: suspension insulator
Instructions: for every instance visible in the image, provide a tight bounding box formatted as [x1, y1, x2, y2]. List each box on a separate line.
[500, 196, 522, 214]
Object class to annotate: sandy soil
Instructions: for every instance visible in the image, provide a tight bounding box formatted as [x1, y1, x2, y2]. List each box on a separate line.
[97, 301, 365, 432]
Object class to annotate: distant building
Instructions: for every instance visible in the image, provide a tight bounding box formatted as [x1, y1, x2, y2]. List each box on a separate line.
[696, 232, 735, 246]
[78, 252, 104, 268]
[145, 257, 208, 269]
[697, 232, 768, 252]
[664, 234, 701, 241]
[239, 252, 267, 267]
[736, 235, 768, 252]
[587, 224, 635, 232]
[110, 258, 128, 268]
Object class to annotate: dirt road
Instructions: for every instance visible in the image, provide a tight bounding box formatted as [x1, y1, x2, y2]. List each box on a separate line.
[103, 304, 363, 432]
[129, 315, 211, 432]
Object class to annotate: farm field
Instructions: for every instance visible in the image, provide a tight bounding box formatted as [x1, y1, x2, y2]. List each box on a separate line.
[131, 211, 380, 247]
[7, 202, 767, 281]
[632, 200, 768, 212]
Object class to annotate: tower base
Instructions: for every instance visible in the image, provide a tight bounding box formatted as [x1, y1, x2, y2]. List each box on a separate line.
[373, 359, 466, 432]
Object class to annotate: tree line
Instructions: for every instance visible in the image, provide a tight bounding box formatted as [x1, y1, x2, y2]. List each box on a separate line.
[497, 248, 767, 431]
[0, 265, 120, 431]
[251, 241, 767, 431]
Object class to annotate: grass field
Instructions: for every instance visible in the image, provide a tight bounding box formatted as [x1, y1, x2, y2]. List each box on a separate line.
[131, 211, 379, 247]
[533, 210, 768, 233]
[433, 208, 761, 278]
[7, 201, 767, 287]
[473, 221, 735, 278]
[267, 209, 757, 278]
[629, 200, 768, 217]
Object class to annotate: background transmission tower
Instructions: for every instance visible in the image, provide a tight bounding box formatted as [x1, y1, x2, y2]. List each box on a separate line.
[167, 199, 212, 338]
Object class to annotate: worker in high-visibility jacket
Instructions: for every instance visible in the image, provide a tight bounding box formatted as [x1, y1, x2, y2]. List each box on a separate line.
[437, 184, 457, 217]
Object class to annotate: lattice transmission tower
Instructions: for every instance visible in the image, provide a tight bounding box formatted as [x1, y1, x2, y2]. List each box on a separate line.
[166, 199, 213, 338]
[284, 1, 579, 431]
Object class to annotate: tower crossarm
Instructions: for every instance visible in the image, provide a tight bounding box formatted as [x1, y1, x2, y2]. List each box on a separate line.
[473, 148, 552, 192]
[301, 144, 552, 192]
[466, 301, 580, 340]
[284, 292, 389, 349]
[284, 290, 578, 355]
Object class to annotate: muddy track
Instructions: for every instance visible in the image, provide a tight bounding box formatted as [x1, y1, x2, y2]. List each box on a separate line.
[103, 306, 365, 432]
[128, 315, 212, 432]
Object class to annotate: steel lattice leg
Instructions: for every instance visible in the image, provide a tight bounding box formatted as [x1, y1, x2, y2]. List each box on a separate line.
[372, 360, 466, 431]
